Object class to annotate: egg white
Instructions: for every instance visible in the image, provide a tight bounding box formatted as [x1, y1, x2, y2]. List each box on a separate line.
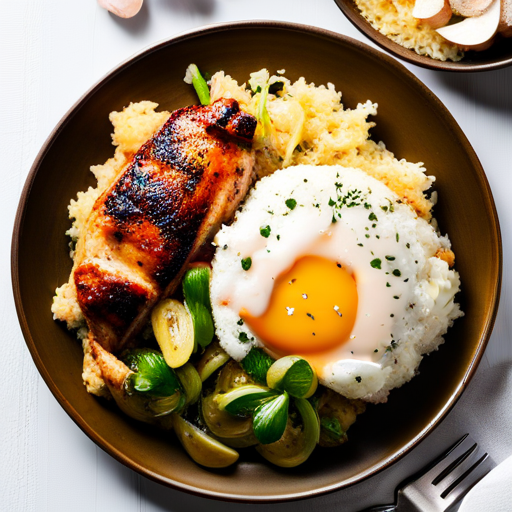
[210, 165, 462, 403]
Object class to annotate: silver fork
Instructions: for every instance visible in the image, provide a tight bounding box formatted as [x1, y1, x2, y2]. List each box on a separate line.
[362, 434, 495, 512]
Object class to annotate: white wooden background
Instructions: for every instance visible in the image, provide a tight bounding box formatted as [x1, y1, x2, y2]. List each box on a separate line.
[2, 0, 512, 510]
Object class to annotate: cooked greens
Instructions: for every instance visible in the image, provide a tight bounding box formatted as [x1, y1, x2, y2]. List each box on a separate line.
[252, 392, 290, 445]
[151, 298, 194, 368]
[122, 348, 186, 417]
[182, 266, 214, 350]
[123, 349, 183, 398]
[184, 63, 211, 106]
[196, 341, 230, 382]
[218, 385, 279, 417]
[240, 347, 275, 385]
[256, 398, 320, 468]
[266, 356, 318, 398]
[172, 415, 239, 468]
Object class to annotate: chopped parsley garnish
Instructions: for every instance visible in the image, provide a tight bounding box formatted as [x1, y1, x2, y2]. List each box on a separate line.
[355, 376, 362, 383]
[385, 255, 395, 261]
[370, 258, 382, 269]
[406, 243, 411, 249]
[386, 282, 391, 287]
[320, 417, 345, 441]
[237, 319, 244, 326]
[285, 198, 297, 210]
[260, 225, 271, 238]
[328, 198, 336, 207]
[396, 233, 400, 242]
[238, 332, 253, 343]
[368, 212, 378, 221]
[277, 234, 281, 241]
[241, 257, 252, 271]
[381, 205, 388, 212]
[392, 269, 401, 277]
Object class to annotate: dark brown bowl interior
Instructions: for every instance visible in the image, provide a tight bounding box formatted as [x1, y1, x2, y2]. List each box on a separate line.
[12, 21, 501, 501]
[334, 0, 512, 71]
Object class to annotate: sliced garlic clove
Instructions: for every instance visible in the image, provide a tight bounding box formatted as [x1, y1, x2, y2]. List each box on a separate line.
[437, 0, 501, 51]
[413, 0, 453, 29]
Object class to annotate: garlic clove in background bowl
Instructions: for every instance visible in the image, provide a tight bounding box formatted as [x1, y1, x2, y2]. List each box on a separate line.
[436, 0, 501, 51]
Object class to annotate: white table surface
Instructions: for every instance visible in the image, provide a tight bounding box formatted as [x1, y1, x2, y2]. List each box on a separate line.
[2, 0, 512, 510]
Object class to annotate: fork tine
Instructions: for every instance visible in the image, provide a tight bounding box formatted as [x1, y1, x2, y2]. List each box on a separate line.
[434, 442, 483, 494]
[441, 453, 495, 508]
[413, 434, 474, 486]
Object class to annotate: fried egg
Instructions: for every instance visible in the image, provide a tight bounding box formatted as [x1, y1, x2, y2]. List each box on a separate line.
[210, 165, 462, 402]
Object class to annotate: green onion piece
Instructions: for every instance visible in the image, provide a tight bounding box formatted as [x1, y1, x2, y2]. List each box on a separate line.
[217, 385, 278, 417]
[147, 393, 186, 417]
[240, 347, 275, 385]
[249, 69, 272, 139]
[255, 397, 320, 467]
[175, 363, 202, 408]
[293, 397, 320, 456]
[252, 391, 289, 445]
[196, 341, 230, 382]
[185, 64, 210, 105]
[266, 356, 318, 399]
[122, 349, 183, 398]
[282, 359, 317, 398]
[172, 415, 239, 468]
[257, 84, 272, 138]
[182, 266, 214, 349]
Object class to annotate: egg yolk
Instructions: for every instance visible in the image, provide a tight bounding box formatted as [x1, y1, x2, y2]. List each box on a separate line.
[240, 255, 358, 355]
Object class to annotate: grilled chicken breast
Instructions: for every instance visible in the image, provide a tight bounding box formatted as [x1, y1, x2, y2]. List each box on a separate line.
[73, 98, 257, 353]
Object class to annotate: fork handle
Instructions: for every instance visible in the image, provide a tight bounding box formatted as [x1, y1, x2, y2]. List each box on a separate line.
[359, 505, 396, 512]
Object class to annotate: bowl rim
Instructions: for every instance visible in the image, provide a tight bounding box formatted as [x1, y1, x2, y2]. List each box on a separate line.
[11, 19, 503, 502]
[333, 0, 512, 72]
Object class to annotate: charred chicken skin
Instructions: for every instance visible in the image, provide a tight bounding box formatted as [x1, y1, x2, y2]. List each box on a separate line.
[73, 98, 257, 354]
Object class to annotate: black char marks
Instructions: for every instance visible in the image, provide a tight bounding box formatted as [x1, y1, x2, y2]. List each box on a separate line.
[75, 98, 256, 353]
[74, 262, 153, 350]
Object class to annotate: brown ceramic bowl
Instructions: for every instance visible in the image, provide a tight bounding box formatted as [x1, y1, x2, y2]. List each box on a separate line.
[334, 0, 512, 71]
[12, 21, 501, 501]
